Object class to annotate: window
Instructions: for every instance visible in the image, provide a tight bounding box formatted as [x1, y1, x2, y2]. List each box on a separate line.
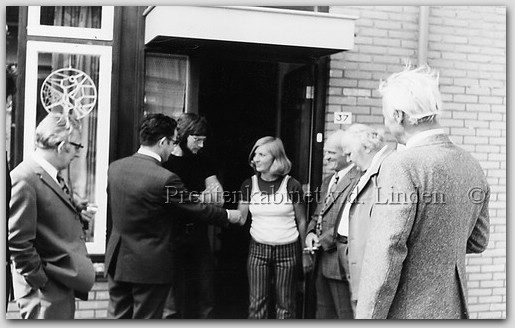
[27, 6, 114, 40]
[24, 41, 112, 254]
[144, 53, 189, 118]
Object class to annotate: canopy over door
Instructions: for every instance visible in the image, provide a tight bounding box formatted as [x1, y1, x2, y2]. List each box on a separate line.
[144, 6, 357, 60]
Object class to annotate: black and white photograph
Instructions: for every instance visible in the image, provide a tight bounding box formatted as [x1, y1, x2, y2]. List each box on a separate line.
[2, 1, 508, 321]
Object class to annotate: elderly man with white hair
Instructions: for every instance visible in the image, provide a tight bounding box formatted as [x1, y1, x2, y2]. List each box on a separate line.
[304, 130, 361, 319]
[335, 123, 395, 314]
[355, 64, 490, 319]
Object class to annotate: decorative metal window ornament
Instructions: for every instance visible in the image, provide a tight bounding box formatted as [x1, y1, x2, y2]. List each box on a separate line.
[40, 67, 97, 119]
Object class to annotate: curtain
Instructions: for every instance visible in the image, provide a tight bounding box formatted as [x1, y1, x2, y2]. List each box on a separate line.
[50, 7, 101, 241]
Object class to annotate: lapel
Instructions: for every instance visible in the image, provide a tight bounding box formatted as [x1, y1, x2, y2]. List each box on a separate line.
[27, 159, 78, 212]
[320, 166, 361, 216]
[353, 145, 396, 198]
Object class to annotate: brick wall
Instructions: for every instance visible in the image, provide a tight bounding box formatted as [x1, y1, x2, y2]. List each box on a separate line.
[7, 277, 109, 319]
[328, 5, 506, 319]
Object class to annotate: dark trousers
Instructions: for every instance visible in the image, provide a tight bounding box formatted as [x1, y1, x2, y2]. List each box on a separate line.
[247, 239, 300, 319]
[163, 227, 214, 319]
[314, 270, 354, 319]
[17, 277, 75, 319]
[107, 275, 171, 319]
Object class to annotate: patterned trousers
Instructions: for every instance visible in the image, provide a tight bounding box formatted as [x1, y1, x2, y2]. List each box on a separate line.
[247, 239, 300, 319]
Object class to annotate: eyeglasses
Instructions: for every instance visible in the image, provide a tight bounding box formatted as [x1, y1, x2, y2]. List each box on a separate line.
[190, 136, 207, 144]
[69, 141, 84, 150]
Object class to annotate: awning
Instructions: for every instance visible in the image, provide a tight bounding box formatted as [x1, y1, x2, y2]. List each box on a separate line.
[144, 6, 357, 56]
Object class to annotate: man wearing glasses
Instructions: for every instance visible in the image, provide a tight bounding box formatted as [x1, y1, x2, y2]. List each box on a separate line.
[162, 113, 225, 319]
[8, 113, 96, 319]
[105, 114, 242, 319]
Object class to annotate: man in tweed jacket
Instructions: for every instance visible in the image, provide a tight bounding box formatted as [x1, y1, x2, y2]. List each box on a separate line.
[355, 65, 490, 319]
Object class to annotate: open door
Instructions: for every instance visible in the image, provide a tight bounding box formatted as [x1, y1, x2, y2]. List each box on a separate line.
[280, 64, 315, 195]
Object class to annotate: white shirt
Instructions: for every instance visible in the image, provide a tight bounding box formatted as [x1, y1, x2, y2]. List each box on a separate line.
[137, 147, 162, 162]
[406, 128, 446, 149]
[248, 175, 298, 245]
[32, 152, 59, 184]
[337, 145, 388, 237]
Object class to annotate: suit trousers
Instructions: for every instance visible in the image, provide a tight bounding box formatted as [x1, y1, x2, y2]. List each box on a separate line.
[247, 239, 300, 319]
[107, 275, 171, 319]
[163, 229, 214, 319]
[314, 267, 353, 319]
[17, 277, 75, 319]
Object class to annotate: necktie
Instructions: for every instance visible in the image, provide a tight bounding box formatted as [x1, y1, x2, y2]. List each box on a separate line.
[326, 174, 340, 205]
[56, 172, 72, 201]
[57, 172, 88, 230]
[316, 173, 340, 236]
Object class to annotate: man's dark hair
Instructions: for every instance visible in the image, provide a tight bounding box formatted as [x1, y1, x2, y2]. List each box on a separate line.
[138, 113, 177, 146]
[177, 113, 208, 150]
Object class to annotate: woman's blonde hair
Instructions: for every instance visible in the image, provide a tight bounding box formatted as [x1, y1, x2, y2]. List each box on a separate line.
[249, 136, 292, 177]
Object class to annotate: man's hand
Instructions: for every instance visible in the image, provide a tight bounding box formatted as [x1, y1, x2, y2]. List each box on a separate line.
[227, 209, 244, 225]
[73, 194, 97, 230]
[304, 232, 321, 254]
[302, 253, 314, 273]
[81, 204, 97, 221]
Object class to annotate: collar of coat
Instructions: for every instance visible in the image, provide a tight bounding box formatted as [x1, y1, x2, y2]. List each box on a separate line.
[26, 159, 78, 213]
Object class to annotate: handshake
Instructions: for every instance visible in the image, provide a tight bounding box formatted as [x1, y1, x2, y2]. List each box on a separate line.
[226, 209, 245, 226]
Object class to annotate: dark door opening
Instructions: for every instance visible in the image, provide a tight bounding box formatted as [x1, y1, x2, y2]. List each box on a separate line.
[199, 58, 278, 318]
[197, 56, 318, 318]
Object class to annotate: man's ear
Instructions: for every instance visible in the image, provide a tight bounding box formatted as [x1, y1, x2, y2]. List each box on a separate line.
[159, 136, 169, 147]
[393, 110, 405, 124]
[56, 141, 66, 153]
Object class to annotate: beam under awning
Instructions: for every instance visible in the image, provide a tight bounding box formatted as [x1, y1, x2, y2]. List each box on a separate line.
[144, 6, 357, 54]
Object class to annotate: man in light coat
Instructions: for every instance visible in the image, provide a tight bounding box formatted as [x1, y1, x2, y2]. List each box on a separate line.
[355, 65, 490, 319]
[335, 124, 395, 312]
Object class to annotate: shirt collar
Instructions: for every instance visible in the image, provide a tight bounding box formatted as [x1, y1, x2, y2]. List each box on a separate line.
[367, 145, 388, 171]
[137, 147, 163, 162]
[336, 163, 355, 180]
[406, 128, 446, 149]
[32, 151, 59, 183]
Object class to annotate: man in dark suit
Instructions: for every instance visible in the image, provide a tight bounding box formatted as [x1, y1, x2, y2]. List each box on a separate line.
[105, 113, 242, 319]
[8, 113, 96, 319]
[355, 65, 490, 319]
[304, 130, 361, 319]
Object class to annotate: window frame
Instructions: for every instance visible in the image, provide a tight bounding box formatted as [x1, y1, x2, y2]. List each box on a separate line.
[27, 6, 114, 41]
[24, 40, 113, 255]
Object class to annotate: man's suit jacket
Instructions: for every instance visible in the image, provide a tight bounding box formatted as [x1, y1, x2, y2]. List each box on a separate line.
[355, 134, 490, 319]
[346, 146, 395, 301]
[105, 153, 229, 284]
[8, 159, 95, 301]
[307, 165, 361, 280]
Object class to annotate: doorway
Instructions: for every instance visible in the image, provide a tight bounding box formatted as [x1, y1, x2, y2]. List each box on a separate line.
[197, 56, 318, 318]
